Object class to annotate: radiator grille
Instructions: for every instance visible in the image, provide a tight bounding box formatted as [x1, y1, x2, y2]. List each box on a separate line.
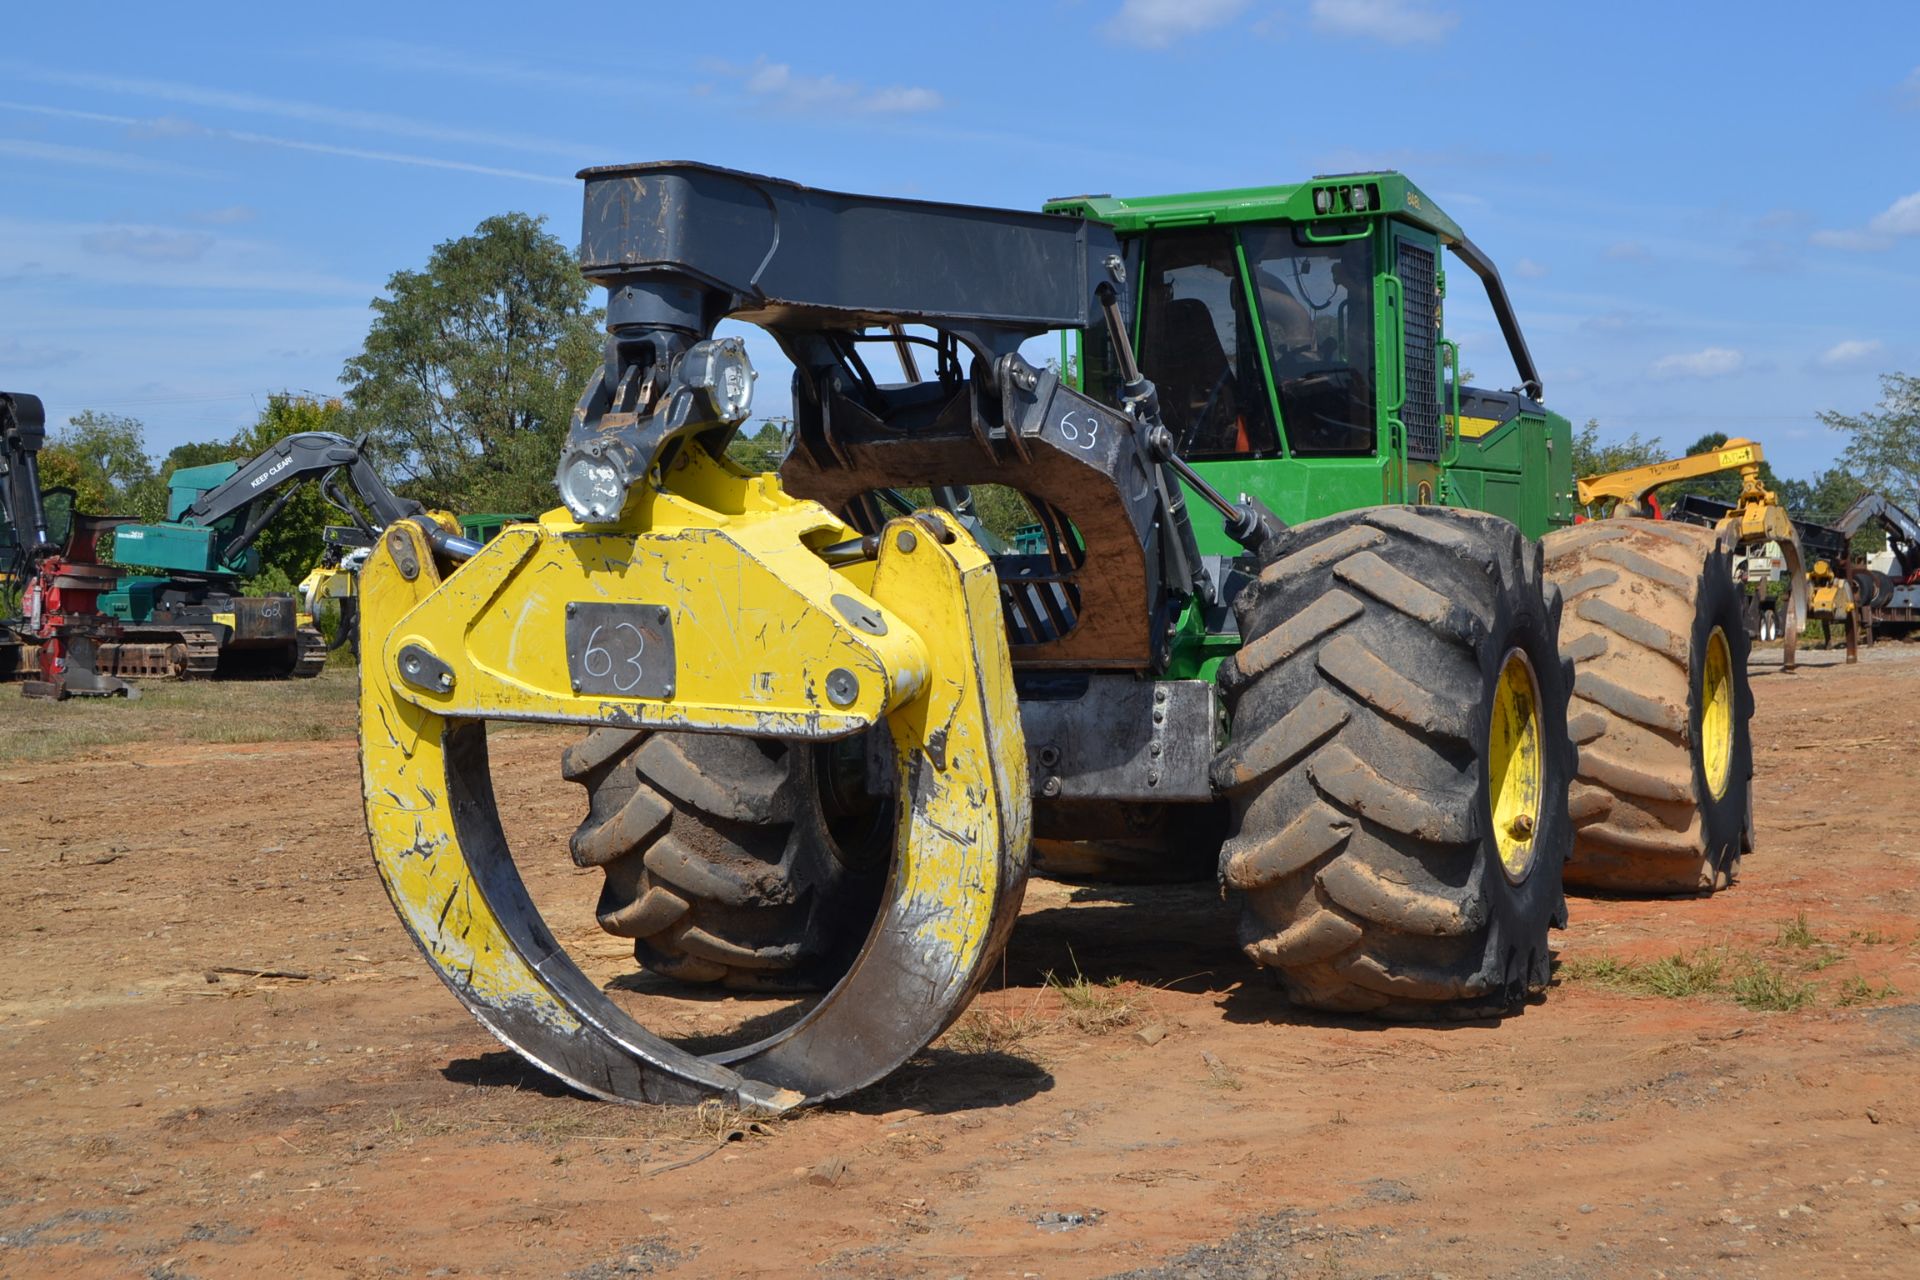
[1398, 242, 1440, 462]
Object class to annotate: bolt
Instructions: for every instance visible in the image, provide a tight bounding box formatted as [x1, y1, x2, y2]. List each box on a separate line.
[1152, 709, 1165, 725]
[437, 672, 453, 691]
[1038, 746, 1061, 768]
[1508, 813, 1536, 839]
[1147, 770, 1161, 787]
[825, 668, 859, 707]
[896, 529, 918, 554]
[1150, 742, 1163, 757]
[1041, 776, 1061, 798]
[656, 606, 671, 625]
[566, 602, 577, 616]
[1154, 687, 1168, 704]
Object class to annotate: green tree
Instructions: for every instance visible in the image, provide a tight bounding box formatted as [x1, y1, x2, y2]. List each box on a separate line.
[1820, 372, 1920, 511]
[341, 212, 602, 513]
[724, 420, 791, 473]
[39, 410, 155, 517]
[1570, 418, 1666, 478]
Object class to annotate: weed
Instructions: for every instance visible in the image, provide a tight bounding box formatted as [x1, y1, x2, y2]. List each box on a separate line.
[1565, 947, 1814, 1013]
[1776, 912, 1820, 949]
[1043, 961, 1138, 1035]
[1835, 975, 1900, 1008]
[1729, 959, 1814, 1012]
[1848, 928, 1890, 946]
[943, 997, 1049, 1055]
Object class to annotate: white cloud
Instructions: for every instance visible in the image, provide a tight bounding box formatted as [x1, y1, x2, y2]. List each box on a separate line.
[82, 226, 215, 263]
[1651, 347, 1743, 379]
[0, 136, 208, 178]
[1868, 191, 1920, 236]
[1513, 257, 1548, 279]
[1810, 227, 1891, 251]
[0, 100, 571, 186]
[1809, 189, 1920, 251]
[5, 64, 593, 160]
[1309, 0, 1459, 45]
[725, 59, 942, 114]
[189, 205, 257, 226]
[1104, 0, 1249, 48]
[1815, 338, 1884, 370]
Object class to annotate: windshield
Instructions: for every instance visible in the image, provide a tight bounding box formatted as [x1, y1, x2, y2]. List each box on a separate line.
[1134, 230, 1280, 460]
[1242, 228, 1375, 456]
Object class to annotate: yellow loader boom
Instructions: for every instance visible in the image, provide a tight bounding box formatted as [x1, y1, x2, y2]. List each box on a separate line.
[1575, 438, 1764, 514]
[1577, 435, 1808, 659]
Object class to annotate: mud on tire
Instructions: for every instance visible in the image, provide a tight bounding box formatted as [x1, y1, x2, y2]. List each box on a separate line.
[562, 729, 890, 991]
[1542, 519, 1755, 894]
[1214, 507, 1575, 1018]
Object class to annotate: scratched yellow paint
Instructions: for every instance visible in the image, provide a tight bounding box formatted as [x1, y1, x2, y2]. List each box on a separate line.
[359, 525, 582, 1031]
[377, 458, 930, 735]
[356, 446, 1031, 1101]
[870, 512, 1030, 964]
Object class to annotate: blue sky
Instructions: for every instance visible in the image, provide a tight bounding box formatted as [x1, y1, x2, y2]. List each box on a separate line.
[3, 0, 1916, 481]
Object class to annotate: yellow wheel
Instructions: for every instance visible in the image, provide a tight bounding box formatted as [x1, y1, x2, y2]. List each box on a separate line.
[1489, 650, 1544, 884]
[1700, 626, 1733, 800]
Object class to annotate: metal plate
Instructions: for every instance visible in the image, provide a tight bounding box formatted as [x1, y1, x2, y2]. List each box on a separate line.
[1019, 677, 1221, 802]
[564, 602, 675, 699]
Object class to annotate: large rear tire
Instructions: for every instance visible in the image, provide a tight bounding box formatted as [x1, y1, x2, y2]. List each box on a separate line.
[1214, 507, 1575, 1019]
[1542, 519, 1755, 894]
[562, 729, 890, 991]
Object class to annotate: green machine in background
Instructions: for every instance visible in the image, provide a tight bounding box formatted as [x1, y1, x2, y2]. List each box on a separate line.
[100, 432, 428, 679]
[101, 457, 329, 679]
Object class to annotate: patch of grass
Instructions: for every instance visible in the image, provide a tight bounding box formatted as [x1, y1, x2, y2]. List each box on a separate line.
[1565, 948, 1726, 998]
[1835, 975, 1900, 1008]
[1848, 928, 1891, 946]
[942, 998, 1050, 1056]
[1564, 946, 1813, 1011]
[0, 669, 360, 764]
[1776, 911, 1821, 949]
[1728, 959, 1815, 1012]
[1043, 960, 1138, 1035]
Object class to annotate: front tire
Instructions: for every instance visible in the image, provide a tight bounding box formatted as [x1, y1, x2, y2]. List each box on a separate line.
[1542, 519, 1755, 894]
[1214, 508, 1575, 1018]
[562, 729, 890, 991]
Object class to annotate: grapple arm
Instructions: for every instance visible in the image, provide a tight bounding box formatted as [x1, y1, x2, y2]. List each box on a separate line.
[358, 449, 1029, 1109]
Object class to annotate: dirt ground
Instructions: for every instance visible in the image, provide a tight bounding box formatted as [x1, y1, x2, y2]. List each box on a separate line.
[3, 642, 1918, 1279]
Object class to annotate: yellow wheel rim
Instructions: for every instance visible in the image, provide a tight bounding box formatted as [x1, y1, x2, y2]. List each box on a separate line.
[1488, 649, 1543, 883]
[1701, 626, 1733, 800]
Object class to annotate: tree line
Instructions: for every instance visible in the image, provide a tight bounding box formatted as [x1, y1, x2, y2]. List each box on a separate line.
[33, 208, 1920, 588]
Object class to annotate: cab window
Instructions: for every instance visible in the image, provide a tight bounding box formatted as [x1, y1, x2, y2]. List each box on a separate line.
[1134, 230, 1279, 460]
[1241, 227, 1376, 456]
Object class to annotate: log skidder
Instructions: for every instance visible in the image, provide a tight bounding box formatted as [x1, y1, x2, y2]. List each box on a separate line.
[1542, 520, 1755, 893]
[355, 162, 1702, 1108]
[1216, 509, 1575, 1016]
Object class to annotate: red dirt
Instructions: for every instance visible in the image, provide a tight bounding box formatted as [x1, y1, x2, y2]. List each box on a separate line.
[2, 644, 1917, 1278]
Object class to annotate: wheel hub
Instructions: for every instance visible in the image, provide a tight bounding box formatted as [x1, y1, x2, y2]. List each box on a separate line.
[1489, 649, 1544, 883]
